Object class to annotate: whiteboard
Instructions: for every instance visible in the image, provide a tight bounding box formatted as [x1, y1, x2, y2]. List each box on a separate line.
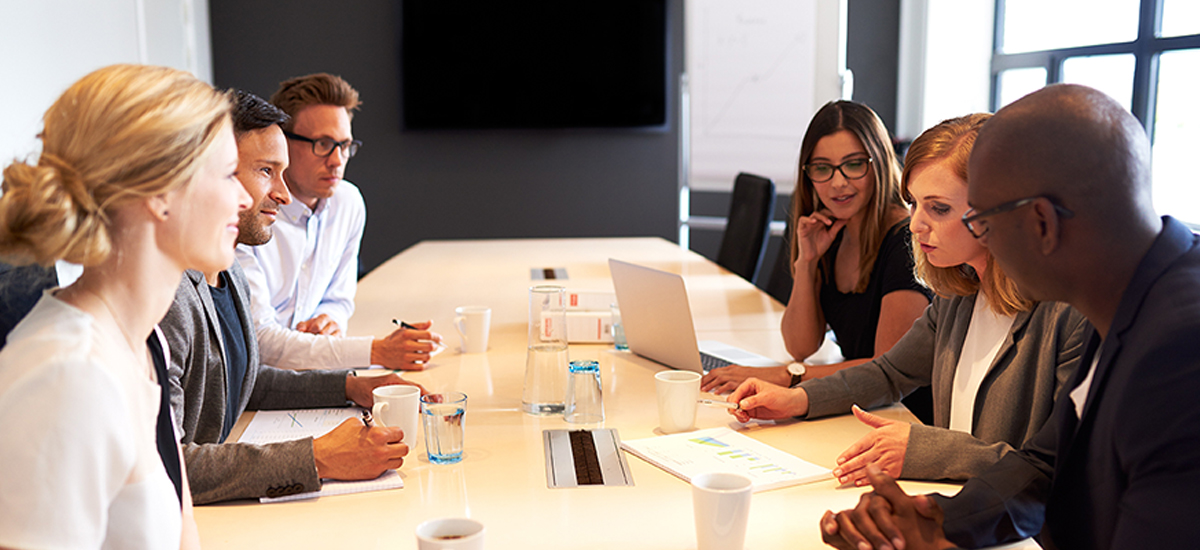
[685, 0, 847, 194]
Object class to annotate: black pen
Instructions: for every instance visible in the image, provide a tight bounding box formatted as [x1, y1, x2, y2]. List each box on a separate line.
[360, 409, 373, 428]
[392, 319, 446, 358]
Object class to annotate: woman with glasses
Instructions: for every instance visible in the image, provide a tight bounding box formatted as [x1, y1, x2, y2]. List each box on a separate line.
[0, 64, 250, 548]
[725, 114, 1089, 485]
[703, 101, 933, 418]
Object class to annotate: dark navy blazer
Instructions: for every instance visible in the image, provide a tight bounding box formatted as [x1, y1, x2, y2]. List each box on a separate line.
[933, 216, 1200, 549]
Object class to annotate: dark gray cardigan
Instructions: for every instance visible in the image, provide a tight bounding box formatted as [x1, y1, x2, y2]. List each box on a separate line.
[801, 294, 1090, 481]
[161, 264, 351, 503]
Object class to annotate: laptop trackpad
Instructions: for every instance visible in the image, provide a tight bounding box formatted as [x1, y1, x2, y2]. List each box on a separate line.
[698, 340, 782, 367]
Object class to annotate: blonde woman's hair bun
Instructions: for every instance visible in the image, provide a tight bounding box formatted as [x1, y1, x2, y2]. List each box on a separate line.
[0, 155, 111, 266]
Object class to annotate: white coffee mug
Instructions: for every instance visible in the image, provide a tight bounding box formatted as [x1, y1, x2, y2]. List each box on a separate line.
[655, 370, 701, 433]
[454, 306, 492, 354]
[415, 517, 485, 550]
[372, 385, 421, 444]
[692, 472, 753, 550]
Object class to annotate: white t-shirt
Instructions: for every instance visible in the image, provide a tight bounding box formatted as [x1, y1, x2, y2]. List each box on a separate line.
[949, 293, 1017, 433]
[0, 294, 179, 549]
[1070, 347, 1102, 420]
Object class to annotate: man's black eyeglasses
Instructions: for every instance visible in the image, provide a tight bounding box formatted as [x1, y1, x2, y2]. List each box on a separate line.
[284, 131, 362, 159]
[961, 196, 1075, 238]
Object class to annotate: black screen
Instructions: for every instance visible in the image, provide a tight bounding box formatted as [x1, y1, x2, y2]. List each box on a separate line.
[402, 0, 668, 130]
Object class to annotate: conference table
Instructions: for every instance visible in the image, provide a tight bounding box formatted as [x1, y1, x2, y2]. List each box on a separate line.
[195, 237, 1037, 549]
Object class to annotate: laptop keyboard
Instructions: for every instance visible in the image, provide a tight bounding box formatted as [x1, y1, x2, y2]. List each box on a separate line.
[700, 352, 732, 372]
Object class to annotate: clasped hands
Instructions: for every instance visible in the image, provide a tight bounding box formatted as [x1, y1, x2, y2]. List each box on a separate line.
[295, 313, 343, 336]
[820, 466, 954, 550]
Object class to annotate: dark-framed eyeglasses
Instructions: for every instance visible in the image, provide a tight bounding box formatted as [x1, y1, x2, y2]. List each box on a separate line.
[802, 157, 873, 183]
[283, 130, 362, 159]
[961, 196, 1075, 238]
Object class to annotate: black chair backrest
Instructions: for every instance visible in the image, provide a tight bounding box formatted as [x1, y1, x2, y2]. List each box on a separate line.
[0, 263, 59, 345]
[716, 172, 776, 284]
[764, 232, 794, 305]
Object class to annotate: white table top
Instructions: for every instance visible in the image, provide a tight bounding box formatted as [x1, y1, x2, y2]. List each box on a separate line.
[195, 237, 1036, 550]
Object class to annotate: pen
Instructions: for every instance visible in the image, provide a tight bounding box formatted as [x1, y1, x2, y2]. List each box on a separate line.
[698, 398, 740, 410]
[361, 409, 373, 428]
[393, 319, 447, 352]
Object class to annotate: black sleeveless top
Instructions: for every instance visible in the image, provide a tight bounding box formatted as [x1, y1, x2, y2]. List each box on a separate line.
[820, 219, 931, 359]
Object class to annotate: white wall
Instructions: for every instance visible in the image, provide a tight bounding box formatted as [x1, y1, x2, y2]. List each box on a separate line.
[0, 0, 211, 163]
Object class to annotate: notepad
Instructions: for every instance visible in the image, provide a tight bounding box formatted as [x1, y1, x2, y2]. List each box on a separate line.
[260, 469, 404, 503]
[239, 408, 405, 503]
[620, 427, 831, 492]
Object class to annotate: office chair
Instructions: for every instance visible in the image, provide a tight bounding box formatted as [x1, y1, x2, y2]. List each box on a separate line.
[0, 262, 58, 345]
[716, 173, 776, 284]
[763, 236, 793, 305]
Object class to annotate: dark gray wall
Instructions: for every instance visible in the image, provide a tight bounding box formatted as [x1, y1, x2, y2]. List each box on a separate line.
[209, 0, 683, 273]
[209, 0, 899, 276]
[847, 0, 901, 132]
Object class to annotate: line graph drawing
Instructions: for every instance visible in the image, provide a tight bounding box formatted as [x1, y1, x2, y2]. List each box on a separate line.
[686, 0, 825, 189]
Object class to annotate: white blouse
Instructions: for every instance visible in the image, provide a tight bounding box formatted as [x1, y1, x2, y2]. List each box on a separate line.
[949, 293, 1017, 433]
[0, 294, 179, 549]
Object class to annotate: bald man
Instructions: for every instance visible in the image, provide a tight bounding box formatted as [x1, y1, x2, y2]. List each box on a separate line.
[817, 84, 1200, 550]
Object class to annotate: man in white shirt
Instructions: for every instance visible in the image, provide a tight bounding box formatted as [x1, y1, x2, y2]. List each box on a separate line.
[237, 73, 440, 371]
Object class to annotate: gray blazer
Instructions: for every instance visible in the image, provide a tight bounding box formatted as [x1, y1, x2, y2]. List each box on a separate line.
[161, 264, 352, 504]
[801, 294, 1090, 481]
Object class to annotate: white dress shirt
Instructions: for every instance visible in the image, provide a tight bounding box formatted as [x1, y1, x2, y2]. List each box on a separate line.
[236, 180, 373, 369]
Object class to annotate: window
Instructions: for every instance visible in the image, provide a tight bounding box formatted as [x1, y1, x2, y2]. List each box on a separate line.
[993, 0, 1200, 225]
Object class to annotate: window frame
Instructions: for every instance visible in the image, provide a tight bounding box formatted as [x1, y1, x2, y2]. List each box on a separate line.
[990, 0, 1200, 139]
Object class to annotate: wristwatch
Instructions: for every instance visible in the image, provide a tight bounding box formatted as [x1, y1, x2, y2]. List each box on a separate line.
[786, 361, 808, 387]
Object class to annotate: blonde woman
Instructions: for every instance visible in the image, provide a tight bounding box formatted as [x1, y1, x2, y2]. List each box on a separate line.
[0, 65, 250, 548]
[727, 114, 1090, 486]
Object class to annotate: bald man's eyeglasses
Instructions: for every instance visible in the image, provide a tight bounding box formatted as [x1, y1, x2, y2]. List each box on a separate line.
[962, 196, 1075, 238]
[284, 131, 362, 159]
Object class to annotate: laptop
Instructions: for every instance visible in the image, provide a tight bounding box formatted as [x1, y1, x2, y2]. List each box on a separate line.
[608, 259, 783, 373]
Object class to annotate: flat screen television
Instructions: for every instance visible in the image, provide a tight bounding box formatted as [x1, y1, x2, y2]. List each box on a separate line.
[402, 0, 668, 130]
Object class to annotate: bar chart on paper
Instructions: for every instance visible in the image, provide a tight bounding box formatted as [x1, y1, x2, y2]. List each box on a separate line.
[621, 427, 831, 492]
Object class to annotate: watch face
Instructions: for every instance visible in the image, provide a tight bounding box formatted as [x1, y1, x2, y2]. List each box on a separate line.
[788, 362, 806, 376]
